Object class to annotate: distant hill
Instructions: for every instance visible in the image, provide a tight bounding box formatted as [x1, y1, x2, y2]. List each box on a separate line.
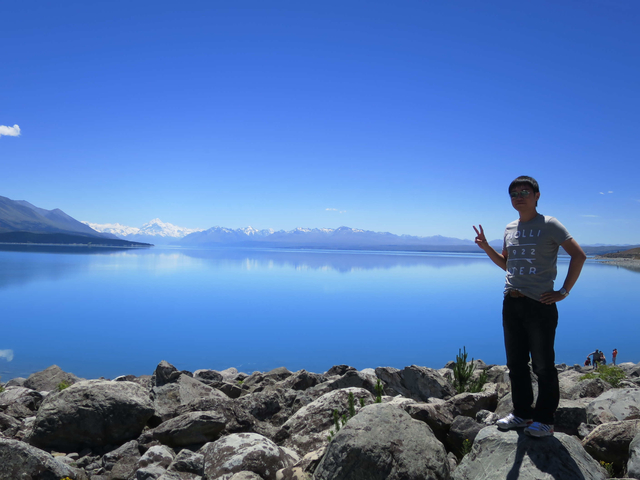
[0, 231, 151, 247]
[0, 196, 115, 238]
[0, 196, 149, 247]
[596, 247, 640, 259]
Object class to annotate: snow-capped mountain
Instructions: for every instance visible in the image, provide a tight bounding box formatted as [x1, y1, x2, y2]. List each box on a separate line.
[83, 219, 204, 244]
[82, 222, 140, 237]
[83, 218, 489, 250]
[178, 225, 478, 249]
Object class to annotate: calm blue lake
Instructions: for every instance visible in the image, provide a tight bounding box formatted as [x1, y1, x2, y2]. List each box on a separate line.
[0, 246, 637, 381]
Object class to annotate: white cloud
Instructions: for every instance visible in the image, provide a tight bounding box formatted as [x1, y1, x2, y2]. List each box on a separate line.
[581, 215, 599, 218]
[0, 124, 20, 137]
[0, 349, 14, 362]
[326, 208, 337, 211]
[599, 191, 613, 195]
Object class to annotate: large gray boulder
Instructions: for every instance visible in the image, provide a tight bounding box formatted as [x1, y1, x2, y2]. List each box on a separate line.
[292, 370, 377, 409]
[152, 373, 227, 421]
[166, 449, 204, 478]
[559, 369, 587, 399]
[153, 360, 183, 386]
[627, 432, 640, 479]
[274, 387, 374, 455]
[102, 439, 141, 473]
[446, 416, 484, 459]
[201, 432, 297, 480]
[567, 378, 611, 400]
[236, 388, 297, 426]
[483, 365, 509, 384]
[314, 402, 451, 480]
[375, 366, 409, 397]
[400, 365, 455, 401]
[445, 391, 498, 419]
[0, 412, 22, 437]
[0, 386, 44, 412]
[276, 369, 326, 391]
[276, 447, 325, 480]
[587, 388, 640, 424]
[23, 365, 83, 392]
[0, 438, 77, 480]
[582, 419, 640, 470]
[193, 368, 224, 385]
[26, 379, 154, 452]
[375, 365, 455, 402]
[403, 401, 455, 446]
[152, 410, 227, 447]
[139, 444, 176, 469]
[453, 426, 606, 480]
[620, 362, 640, 378]
[0, 386, 45, 422]
[555, 398, 590, 436]
[242, 367, 293, 392]
[175, 394, 257, 436]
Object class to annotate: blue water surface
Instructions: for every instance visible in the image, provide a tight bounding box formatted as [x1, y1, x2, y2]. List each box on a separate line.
[0, 246, 637, 380]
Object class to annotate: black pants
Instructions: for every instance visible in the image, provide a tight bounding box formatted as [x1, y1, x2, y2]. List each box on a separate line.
[503, 295, 559, 425]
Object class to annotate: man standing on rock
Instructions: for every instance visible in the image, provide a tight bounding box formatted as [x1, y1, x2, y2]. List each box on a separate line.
[473, 175, 586, 437]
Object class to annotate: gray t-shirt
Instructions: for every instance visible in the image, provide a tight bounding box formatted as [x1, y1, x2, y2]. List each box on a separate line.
[503, 214, 572, 301]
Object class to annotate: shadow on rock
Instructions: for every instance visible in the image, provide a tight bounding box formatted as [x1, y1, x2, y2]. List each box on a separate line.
[454, 427, 606, 480]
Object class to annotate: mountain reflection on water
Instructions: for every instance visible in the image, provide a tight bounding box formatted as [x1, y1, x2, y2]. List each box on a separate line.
[177, 247, 488, 273]
[0, 245, 489, 290]
[1, 245, 635, 293]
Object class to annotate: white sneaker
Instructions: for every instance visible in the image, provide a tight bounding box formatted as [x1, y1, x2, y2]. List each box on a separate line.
[496, 413, 533, 431]
[524, 421, 554, 437]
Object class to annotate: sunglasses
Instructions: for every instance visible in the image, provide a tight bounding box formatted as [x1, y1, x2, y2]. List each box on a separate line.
[510, 190, 531, 199]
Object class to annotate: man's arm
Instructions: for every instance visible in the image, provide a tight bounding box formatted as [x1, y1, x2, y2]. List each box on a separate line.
[473, 225, 507, 271]
[540, 238, 587, 305]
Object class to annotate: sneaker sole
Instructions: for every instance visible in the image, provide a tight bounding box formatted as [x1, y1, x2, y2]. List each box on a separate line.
[497, 421, 532, 431]
[524, 428, 554, 437]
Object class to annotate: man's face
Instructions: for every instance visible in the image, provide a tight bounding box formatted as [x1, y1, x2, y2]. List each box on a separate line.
[509, 184, 540, 211]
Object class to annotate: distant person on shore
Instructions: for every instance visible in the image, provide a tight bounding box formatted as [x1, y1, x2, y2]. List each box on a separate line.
[613, 348, 618, 365]
[590, 349, 605, 367]
[473, 175, 586, 437]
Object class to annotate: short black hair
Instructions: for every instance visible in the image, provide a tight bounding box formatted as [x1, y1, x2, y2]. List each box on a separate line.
[509, 176, 539, 194]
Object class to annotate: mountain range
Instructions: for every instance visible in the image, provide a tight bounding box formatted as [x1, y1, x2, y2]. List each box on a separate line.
[88, 219, 495, 250]
[82, 219, 640, 254]
[3, 195, 637, 253]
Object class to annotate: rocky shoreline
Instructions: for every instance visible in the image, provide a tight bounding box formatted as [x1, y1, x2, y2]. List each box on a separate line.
[595, 257, 640, 269]
[2, 359, 640, 479]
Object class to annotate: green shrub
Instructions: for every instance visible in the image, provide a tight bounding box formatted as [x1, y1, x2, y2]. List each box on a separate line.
[580, 364, 626, 388]
[374, 378, 384, 403]
[327, 392, 364, 442]
[469, 369, 488, 393]
[453, 347, 487, 393]
[600, 460, 615, 477]
[57, 381, 71, 392]
[348, 392, 356, 418]
[0, 376, 4, 393]
[460, 438, 473, 458]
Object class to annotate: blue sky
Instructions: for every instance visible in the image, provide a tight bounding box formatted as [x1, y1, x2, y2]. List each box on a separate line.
[1, 1, 638, 245]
